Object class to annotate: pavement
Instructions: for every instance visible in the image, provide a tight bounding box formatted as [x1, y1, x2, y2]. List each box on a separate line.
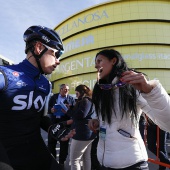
[41, 129, 170, 170]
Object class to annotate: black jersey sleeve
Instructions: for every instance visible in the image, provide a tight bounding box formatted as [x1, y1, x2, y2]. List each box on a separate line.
[40, 115, 53, 132]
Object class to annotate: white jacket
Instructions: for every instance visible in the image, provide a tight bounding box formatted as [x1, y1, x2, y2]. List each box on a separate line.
[97, 80, 170, 168]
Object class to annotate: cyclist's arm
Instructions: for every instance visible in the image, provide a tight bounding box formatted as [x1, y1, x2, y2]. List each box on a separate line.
[0, 72, 5, 90]
[40, 115, 52, 132]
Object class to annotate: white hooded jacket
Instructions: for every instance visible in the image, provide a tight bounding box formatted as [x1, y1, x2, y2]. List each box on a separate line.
[97, 80, 170, 168]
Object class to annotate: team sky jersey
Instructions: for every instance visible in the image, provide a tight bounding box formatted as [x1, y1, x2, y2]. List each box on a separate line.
[0, 59, 50, 143]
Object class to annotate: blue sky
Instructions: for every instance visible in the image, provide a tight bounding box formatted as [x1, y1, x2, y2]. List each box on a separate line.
[0, 0, 109, 63]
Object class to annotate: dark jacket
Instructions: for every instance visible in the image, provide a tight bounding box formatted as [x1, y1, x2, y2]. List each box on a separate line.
[67, 97, 96, 141]
[48, 93, 75, 122]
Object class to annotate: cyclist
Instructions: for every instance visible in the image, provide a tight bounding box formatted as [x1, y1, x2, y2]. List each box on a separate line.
[0, 25, 75, 170]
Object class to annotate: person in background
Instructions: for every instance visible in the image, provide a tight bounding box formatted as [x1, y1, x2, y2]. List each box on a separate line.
[0, 25, 75, 170]
[147, 117, 170, 170]
[88, 49, 170, 170]
[66, 84, 97, 170]
[139, 112, 146, 141]
[48, 84, 75, 167]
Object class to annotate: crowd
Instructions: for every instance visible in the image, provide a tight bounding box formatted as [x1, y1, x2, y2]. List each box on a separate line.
[0, 25, 170, 170]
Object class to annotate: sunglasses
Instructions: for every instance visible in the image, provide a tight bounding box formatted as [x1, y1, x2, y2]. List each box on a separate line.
[98, 81, 126, 90]
[42, 43, 62, 59]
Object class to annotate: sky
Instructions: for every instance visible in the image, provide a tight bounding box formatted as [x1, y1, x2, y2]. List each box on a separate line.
[0, 0, 110, 64]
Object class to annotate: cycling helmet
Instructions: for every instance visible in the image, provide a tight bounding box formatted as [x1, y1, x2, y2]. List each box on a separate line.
[23, 25, 64, 74]
[24, 25, 64, 55]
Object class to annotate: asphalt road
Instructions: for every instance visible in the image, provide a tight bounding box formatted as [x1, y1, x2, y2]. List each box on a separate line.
[41, 129, 170, 170]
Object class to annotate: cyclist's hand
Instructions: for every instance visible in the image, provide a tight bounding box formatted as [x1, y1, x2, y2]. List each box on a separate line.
[48, 120, 75, 141]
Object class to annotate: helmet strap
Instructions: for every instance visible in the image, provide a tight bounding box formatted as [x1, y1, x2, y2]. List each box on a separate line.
[30, 47, 48, 74]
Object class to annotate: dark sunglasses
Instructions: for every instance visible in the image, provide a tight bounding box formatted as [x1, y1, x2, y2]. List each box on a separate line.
[98, 81, 126, 90]
[57, 50, 63, 59]
[43, 43, 63, 59]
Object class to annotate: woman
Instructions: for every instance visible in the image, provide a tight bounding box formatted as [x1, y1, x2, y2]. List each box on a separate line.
[88, 49, 170, 170]
[67, 85, 96, 170]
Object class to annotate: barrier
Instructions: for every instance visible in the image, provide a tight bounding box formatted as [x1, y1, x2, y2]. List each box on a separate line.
[145, 115, 170, 168]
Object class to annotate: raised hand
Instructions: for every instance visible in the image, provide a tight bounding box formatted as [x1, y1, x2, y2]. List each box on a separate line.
[120, 70, 154, 93]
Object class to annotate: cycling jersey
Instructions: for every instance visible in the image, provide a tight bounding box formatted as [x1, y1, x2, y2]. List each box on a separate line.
[0, 59, 50, 141]
[0, 59, 61, 170]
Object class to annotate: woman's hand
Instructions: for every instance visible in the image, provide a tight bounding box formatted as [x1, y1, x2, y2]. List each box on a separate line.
[120, 70, 154, 93]
[61, 129, 76, 141]
[88, 119, 99, 133]
[60, 120, 76, 141]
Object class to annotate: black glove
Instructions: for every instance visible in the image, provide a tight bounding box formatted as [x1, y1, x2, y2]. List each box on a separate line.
[48, 121, 70, 141]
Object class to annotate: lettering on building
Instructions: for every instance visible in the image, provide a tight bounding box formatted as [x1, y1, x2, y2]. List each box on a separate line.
[58, 57, 95, 73]
[64, 35, 94, 53]
[123, 53, 170, 61]
[58, 10, 109, 36]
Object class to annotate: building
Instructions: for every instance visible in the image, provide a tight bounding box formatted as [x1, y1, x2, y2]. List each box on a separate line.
[0, 54, 13, 66]
[50, 0, 170, 94]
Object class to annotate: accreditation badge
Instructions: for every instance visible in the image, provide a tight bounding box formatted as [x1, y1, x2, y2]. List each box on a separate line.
[99, 121, 106, 140]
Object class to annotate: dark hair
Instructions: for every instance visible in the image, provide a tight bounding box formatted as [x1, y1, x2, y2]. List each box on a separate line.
[75, 84, 92, 99]
[92, 49, 139, 125]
